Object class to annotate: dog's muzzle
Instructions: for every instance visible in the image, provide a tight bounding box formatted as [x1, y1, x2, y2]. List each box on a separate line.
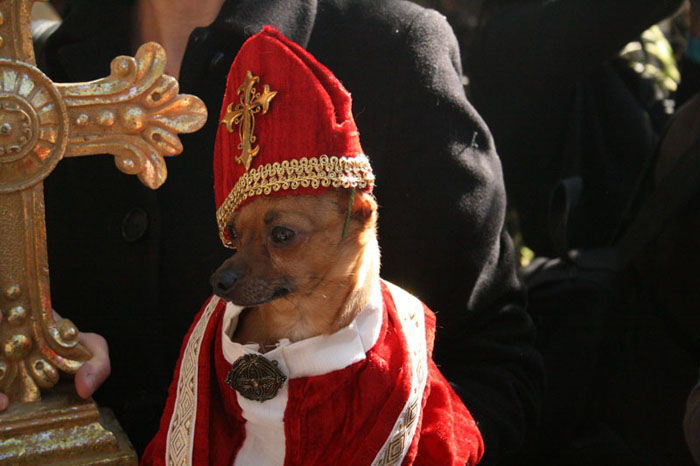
[211, 268, 240, 298]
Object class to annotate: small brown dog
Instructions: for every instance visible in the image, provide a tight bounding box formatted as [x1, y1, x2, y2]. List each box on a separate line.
[142, 27, 481, 466]
[210, 189, 379, 348]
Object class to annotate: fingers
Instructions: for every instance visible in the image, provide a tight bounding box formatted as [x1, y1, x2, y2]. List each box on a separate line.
[52, 310, 111, 399]
[0, 311, 111, 405]
[74, 332, 111, 399]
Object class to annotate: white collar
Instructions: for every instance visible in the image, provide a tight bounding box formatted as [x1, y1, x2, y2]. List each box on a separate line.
[220, 281, 383, 379]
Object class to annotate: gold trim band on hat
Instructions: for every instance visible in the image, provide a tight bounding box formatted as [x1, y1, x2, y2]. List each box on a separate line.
[216, 154, 375, 247]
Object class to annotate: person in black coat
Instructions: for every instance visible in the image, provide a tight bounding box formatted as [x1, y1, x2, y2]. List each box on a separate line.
[468, 0, 686, 257]
[29, 0, 543, 461]
[467, 1, 700, 463]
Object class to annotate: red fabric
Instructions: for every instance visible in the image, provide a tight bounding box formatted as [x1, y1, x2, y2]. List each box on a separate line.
[142, 285, 484, 465]
[380, 286, 484, 466]
[141, 298, 246, 466]
[213, 26, 367, 213]
[141, 296, 228, 465]
[209, 317, 246, 465]
[412, 359, 484, 466]
[281, 290, 407, 465]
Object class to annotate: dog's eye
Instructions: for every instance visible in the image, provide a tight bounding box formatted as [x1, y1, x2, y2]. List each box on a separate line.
[227, 225, 238, 241]
[270, 226, 296, 245]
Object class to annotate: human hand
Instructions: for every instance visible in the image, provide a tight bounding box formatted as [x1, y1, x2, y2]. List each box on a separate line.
[73, 330, 111, 399]
[0, 312, 111, 411]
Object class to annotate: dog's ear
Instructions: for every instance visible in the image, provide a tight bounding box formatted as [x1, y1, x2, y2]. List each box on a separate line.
[336, 189, 377, 220]
[352, 191, 378, 220]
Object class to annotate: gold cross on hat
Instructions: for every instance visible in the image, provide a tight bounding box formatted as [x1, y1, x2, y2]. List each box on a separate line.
[220, 70, 277, 171]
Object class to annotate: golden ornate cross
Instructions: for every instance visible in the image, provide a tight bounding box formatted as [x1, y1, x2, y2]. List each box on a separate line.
[221, 70, 276, 170]
[0, 0, 207, 403]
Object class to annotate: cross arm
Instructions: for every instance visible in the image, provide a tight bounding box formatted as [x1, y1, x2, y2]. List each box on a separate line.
[56, 42, 207, 189]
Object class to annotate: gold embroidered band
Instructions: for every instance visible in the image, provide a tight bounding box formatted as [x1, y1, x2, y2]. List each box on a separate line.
[216, 154, 375, 247]
[166, 296, 220, 465]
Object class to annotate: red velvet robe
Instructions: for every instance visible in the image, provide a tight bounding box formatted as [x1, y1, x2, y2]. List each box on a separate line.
[142, 281, 483, 465]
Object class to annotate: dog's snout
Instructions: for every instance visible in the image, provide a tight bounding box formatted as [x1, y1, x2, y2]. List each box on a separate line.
[211, 269, 241, 296]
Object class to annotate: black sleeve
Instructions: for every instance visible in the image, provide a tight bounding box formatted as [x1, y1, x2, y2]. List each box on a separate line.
[467, 0, 685, 256]
[374, 9, 544, 464]
[676, 57, 700, 107]
[470, 0, 684, 94]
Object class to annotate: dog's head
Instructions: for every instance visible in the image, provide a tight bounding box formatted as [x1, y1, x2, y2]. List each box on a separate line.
[210, 29, 377, 341]
[210, 188, 378, 317]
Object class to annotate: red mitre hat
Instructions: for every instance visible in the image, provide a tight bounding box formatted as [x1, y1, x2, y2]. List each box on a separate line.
[213, 26, 374, 247]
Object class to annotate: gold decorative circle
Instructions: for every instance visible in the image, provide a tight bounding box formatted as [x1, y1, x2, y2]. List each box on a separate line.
[0, 60, 68, 193]
[6, 306, 26, 325]
[112, 56, 134, 78]
[97, 110, 114, 127]
[29, 357, 59, 388]
[57, 318, 79, 343]
[4, 284, 20, 300]
[0, 96, 36, 162]
[7, 306, 27, 325]
[4, 334, 31, 360]
[120, 106, 145, 133]
[225, 353, 287, 401]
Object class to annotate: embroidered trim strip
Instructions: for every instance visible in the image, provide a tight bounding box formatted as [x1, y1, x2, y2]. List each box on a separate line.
[373, 282, 429, 466]
[216, 154, 374, 247]
[165, 297, 220, 466]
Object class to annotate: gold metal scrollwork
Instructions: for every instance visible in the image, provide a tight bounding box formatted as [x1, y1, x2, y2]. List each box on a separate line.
[0, 0, 207, 403]
[60, 42, 207, 189]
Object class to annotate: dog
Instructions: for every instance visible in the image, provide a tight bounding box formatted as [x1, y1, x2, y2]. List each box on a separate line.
[209, 188, 378, 348]
[141, 26, 481, 466]
[142, 188, 482, 466]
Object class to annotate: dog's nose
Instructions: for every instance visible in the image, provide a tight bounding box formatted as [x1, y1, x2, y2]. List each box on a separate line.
[211, 269, 240, 296]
